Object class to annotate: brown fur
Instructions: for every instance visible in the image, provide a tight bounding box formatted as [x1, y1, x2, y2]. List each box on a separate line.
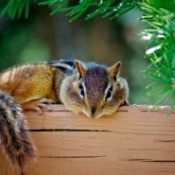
[85, 66, 108, 106]
[0, 64, 57, 104]
[108, 61, 121, 77]
[75, 60, 86, 76]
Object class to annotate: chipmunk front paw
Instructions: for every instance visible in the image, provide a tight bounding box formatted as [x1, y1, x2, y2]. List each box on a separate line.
[21, 98, 56, 114]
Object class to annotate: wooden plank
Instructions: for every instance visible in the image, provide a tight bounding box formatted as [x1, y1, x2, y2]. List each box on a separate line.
[26, 157, 175, 175]
[0, 105, 175, 175]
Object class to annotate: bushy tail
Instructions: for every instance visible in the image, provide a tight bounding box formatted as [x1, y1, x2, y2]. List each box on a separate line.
[0, 90, 36, 174]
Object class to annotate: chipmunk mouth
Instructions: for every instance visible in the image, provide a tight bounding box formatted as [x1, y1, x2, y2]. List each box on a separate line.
[82, 109, 103, 119]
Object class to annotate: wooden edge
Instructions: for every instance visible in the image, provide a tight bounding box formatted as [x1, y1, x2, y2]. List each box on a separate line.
[42, 104, 175, 114]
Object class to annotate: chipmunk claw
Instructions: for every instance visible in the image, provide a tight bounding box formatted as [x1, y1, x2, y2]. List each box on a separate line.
[35, 101, 52, 115]
[120, 99, 130, 106]
[34, 106, 43, 115]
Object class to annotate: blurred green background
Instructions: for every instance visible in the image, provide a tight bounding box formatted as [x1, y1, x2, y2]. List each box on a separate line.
[0, 6, 156, 104]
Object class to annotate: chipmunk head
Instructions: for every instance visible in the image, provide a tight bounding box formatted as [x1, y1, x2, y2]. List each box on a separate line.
[60, 60, 129, 118]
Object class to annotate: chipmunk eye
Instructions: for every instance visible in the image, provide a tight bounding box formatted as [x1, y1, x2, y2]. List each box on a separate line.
[106, 86, 113, 100]
[79, 84, 85, 97]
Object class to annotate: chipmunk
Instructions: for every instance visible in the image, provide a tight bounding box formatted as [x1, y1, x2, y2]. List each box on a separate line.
[0, 59, 129, 174]
[59, 60, 129, 118]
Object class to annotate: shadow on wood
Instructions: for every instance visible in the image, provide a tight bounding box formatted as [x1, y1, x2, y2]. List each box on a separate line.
[0, 105, 175, 175]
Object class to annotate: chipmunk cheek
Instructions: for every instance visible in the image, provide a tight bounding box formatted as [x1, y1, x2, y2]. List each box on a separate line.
[102, 107, 116, 116]
[94, 113, 104, 119]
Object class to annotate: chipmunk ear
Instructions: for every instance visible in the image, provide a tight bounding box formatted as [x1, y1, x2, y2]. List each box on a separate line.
[108, 61, 122, 80]
[75, 60, 86, 78]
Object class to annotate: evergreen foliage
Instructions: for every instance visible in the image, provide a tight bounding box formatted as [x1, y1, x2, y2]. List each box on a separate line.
[39, 0, 140, 22]
[0, 0, 175, 110]
[140, 0, 175, 112]
[0, 0, 31, 19]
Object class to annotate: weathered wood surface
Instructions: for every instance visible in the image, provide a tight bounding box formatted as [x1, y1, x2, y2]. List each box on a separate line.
[0, 105, 175, 175]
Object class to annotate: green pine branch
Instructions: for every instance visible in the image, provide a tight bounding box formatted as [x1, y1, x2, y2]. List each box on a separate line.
[0, 0, 140, 20]
[39, 0, 140, 21]
[139, 0, 175, 111]
[0, 0, 32, 19]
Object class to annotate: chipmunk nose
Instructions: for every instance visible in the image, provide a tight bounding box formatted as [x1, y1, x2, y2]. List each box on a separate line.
[91, 107, 96, 116]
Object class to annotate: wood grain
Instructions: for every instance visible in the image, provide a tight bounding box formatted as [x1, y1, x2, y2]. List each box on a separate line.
[0, 105, 175, 175]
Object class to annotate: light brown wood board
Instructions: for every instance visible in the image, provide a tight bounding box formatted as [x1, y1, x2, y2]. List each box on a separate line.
[0, 105, 175, 175]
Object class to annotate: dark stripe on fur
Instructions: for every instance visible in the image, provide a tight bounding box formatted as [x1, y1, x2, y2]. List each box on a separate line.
[59, 59, 76, 68]
[47, 59, 75, 75]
